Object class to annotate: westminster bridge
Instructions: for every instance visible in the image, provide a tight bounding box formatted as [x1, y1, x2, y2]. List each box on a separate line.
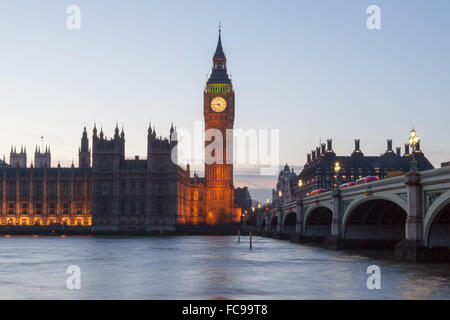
[256, 167, 450, 262]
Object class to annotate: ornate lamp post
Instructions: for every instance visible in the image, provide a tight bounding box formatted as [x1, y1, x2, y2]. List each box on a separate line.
[276, 190, 283, 235]
[278, 190, 283, 212]
[334, 161, 341, 189]
[408, 128, 420, 172]
[297, 179, 303, 198]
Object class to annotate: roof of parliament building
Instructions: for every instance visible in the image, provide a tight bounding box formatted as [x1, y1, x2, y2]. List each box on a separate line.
[2, 166, 91, 178]
[298, 138, 434, 181]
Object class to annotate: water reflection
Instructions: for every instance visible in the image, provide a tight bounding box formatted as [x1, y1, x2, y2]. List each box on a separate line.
[0, 235, 449, 299]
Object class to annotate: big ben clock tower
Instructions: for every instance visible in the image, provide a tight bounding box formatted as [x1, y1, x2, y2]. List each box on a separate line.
[204, 29, 236, 224]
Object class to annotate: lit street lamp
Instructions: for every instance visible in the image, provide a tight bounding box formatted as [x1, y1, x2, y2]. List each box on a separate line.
[408, 128, 420, 172]
[334, 161, 341, 188]
[278, 190, 283, 215]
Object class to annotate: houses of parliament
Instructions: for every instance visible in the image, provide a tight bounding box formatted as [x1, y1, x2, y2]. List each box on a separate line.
[0, 32, 243, 231]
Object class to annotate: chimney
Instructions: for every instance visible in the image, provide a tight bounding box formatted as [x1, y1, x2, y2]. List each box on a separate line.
[307, 153, 311, 163]
[354, 139, 360, 152]
[312, 150, 316, 161]
[415, 141, 421, 153]
[386, 139, 393, 152]
[327, 139, 333, 152]
[404, 144, 410, 156]
[321, 143, 326, 155]
[316, 147, 321, 157]
[396, 147, 401, 157]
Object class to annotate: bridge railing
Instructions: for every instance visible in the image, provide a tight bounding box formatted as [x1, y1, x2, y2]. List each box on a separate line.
[421, 166, 450, 181]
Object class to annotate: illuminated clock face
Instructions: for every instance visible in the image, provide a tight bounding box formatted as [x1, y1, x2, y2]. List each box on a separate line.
[211, 97, 227, 112]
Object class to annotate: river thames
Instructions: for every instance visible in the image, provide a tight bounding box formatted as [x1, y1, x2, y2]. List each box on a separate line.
[0, 235, 449, 299]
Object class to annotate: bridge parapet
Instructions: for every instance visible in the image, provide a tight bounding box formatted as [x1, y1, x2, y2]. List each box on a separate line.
[254, 167, 450, 261]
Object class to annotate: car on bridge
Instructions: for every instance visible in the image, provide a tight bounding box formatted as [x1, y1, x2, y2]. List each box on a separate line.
[340, 182, 356, 188]
[355, 176, 379, 184]
[309, 188, 328, 196]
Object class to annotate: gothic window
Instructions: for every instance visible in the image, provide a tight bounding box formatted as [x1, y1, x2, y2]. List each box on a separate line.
[34, 181, 43, 199]
[76, 203, 82, 215]
[75, 182, 83, 199]
[101, 182, 110, 196]
[49, 203, 55, 214]
[48, 182, 57, 198]
[21, 182, 29, 200]
[62, 182, 70, 197]
[8, 183, 15, 199]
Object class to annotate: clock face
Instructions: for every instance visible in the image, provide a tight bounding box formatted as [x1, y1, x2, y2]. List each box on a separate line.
[211, 97, 227, 113]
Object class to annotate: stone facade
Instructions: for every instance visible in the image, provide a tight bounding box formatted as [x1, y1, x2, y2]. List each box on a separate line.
[91, 124, 180, 232]
[298, 139, 434, 197]
[0, 164, 92, 226]
[0, 32, 242, 230]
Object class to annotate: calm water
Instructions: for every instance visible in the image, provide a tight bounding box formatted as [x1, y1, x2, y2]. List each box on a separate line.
[0, 235, 449, 299]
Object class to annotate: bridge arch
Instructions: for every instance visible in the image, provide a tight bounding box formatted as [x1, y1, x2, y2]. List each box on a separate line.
[343, 198, 407, 244]
[343, 195, 407, 228]
[269, 215, 278, 234]
[282, 211, 297, 234]
[304, 206, 332, 239]
[424, 190, 450, 247]
[260, 218, 267, 233]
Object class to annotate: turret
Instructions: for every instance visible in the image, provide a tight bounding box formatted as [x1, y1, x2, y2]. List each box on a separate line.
[92, 125, 124, 171]
[10, 145, 27, 168]
[79, 126, 91, 168]
[34, 144, 51, 168]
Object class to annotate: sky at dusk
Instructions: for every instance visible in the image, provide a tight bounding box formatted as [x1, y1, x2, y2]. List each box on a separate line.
[1, 0, 449, 201]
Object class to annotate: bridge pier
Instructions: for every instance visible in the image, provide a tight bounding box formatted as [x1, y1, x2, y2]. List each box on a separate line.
[324, 189, 344, 249]
[271, 212, 282, 239]
[395, 172, 428, 261]
[290, 200, 307, 243]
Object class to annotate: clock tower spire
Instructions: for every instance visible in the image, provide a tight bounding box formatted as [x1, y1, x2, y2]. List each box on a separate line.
[203, 28, 236, 224]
